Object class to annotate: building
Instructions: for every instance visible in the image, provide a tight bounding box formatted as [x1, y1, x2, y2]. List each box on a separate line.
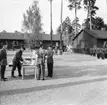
[73, 29, 107, 49]
[0, 32, 61, 49]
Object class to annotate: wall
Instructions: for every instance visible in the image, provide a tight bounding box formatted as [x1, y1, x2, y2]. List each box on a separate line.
[73, 31, 97, 48]
[97, 39, 107, 48]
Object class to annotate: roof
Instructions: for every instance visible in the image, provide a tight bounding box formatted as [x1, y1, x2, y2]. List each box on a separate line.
[73, 29, 107, 40]
[40, 34, 60, 41]
[0, 32, 24, 40]
[0, 32, 60, 41]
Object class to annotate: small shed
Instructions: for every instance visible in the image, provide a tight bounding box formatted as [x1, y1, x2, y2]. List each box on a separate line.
[73, 29, 107, 48]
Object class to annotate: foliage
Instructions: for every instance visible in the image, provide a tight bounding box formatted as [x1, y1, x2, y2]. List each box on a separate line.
[57, 17, 73, 34]
[68, 0, 82, 10]
[83, 0, 99, 18]
[57, 17, 74, 45]
[22, 1, 42, 49]
[71, 17, 81, 33]
[83, 16, 107, 30]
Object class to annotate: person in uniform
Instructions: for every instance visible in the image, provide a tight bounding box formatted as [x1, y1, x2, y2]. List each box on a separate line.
[0, 43, 8, 81]
[46, 45, 54, 78]
[11, 46, 25, 78]
[36, 45, 46, 80]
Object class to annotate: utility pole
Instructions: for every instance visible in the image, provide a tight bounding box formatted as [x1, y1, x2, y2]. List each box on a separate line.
[49, 0, 53, 45]
[60, 0, 63, 55]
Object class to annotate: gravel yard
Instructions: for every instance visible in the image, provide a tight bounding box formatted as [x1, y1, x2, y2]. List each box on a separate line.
[1, 52, 107, 105]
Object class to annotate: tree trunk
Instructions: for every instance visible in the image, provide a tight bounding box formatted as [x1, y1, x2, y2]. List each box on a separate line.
[50, 0, 53, 45]
[75, 1, 78, 47]
[89, 0, 92, 30]
[60, 0, 63, 54]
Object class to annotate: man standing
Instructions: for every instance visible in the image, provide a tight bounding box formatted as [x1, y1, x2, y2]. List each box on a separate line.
[36, 45, 46, 80]
[11, 46, 25, 78]
[0, 43, 8, 81]
[46, 45, 54, 78]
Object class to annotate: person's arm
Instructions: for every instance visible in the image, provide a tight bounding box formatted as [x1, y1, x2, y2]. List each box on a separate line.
[15, 51, 23, 61]
[0, 50, 3, 61]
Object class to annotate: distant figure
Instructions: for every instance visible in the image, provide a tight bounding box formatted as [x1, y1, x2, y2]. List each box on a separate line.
[46, 45, 54, 78]
[11, 46, 25, 78]
[54, 46, 58, 55]
[0, 43, 8, 81]
[36, 45, 46, 80]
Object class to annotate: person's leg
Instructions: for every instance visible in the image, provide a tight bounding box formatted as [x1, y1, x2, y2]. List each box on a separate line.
[11, 62, 17, 77]
[41, 64, 45, 80]
[36, 64, 41, 80]
[47, 63, 50, 76]
[1, 65, 6, 79]
[48, 63, 52, 77]
[50, 63, 53, 77]
[17, 62, 22, 76]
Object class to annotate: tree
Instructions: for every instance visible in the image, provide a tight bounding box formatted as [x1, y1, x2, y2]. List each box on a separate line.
[48, 0, 53, 45]
[57, 17, 73, 46]
[67, 0, 82, 35]
[83, 0, 99, 29]
[71, 17, 81, 34]
[22, 1, 42, 49]
[83, 16, 107, 30]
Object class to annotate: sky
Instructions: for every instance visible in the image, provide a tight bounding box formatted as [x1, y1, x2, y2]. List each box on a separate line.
[0, 0, 107, 34]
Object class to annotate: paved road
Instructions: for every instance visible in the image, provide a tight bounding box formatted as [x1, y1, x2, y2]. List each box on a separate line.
[0, 53, 107, 105]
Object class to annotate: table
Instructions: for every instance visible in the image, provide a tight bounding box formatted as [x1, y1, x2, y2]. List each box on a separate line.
[8, 63, 37, 80]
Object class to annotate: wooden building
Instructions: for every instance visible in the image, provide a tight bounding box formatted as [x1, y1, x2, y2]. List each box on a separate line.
[73, 29, 107, 49]
[0, 32, 61, 49]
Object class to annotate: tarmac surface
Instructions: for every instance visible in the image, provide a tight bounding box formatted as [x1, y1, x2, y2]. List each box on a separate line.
[1, 51, 107, 105]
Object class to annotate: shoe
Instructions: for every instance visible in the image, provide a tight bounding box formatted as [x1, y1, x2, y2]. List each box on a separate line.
[1, 78, 7, 81]
[48, 76, 52, 78]
[42, 78, 45, 81]
[4, 78, 7, 80]
[18, 75, 22, 77]
[11, 76, 16, 78]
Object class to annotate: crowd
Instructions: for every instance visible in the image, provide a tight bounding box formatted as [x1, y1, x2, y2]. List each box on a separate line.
[0, 43, 54, 81]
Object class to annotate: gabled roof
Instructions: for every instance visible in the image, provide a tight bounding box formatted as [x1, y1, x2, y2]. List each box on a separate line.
[0, 32, 60, 41]
[73, 29, 107, 41]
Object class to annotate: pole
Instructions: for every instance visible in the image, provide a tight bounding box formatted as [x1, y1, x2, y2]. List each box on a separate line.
[60, 0, 63, 54]
[89, 0, 92, 30]
[75, 2, 77, 37]
[50, 0, 53, 45]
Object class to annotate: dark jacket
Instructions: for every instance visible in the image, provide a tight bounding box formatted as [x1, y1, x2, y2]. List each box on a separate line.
[47, 49, 53, 63]
[13, 50, 23, 63]
[0, 48, 7, 65]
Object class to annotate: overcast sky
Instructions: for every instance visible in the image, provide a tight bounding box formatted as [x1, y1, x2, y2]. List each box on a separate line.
[0, 0, 107, 34]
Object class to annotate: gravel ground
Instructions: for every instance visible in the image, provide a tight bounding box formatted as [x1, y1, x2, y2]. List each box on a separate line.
[0, 52, 107, 105]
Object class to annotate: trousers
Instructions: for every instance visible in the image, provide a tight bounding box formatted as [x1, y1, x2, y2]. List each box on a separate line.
[0, 65, 6, 79]
[47, 63, 53, 77]
[36, 63, 45, 80]
[11, 61, 22, 76]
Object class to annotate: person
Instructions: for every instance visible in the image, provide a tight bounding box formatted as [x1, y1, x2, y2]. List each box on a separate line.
[36, 45, 46, 80]
[11, 46, 25, 78]
[0, 43, 8, 81]
[46, 45, 54, 78]
[54, 46, 58, 55]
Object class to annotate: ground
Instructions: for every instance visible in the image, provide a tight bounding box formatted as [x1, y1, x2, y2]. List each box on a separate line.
[0, 51, 107, 105]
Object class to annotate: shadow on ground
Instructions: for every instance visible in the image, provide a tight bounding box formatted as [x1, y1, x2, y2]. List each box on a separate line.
[1, 77, 107, 96]
[6, 65, 107, 81]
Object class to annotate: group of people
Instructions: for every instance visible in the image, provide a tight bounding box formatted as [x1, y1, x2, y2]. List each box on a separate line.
[0, 43, 54, 81]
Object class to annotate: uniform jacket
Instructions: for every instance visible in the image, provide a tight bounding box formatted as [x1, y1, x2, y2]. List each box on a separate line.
[13, 50, 23, 63]
[36, 48, 46, 65]
[47, 49, 53, 63]
[0, 48, 7, 65]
